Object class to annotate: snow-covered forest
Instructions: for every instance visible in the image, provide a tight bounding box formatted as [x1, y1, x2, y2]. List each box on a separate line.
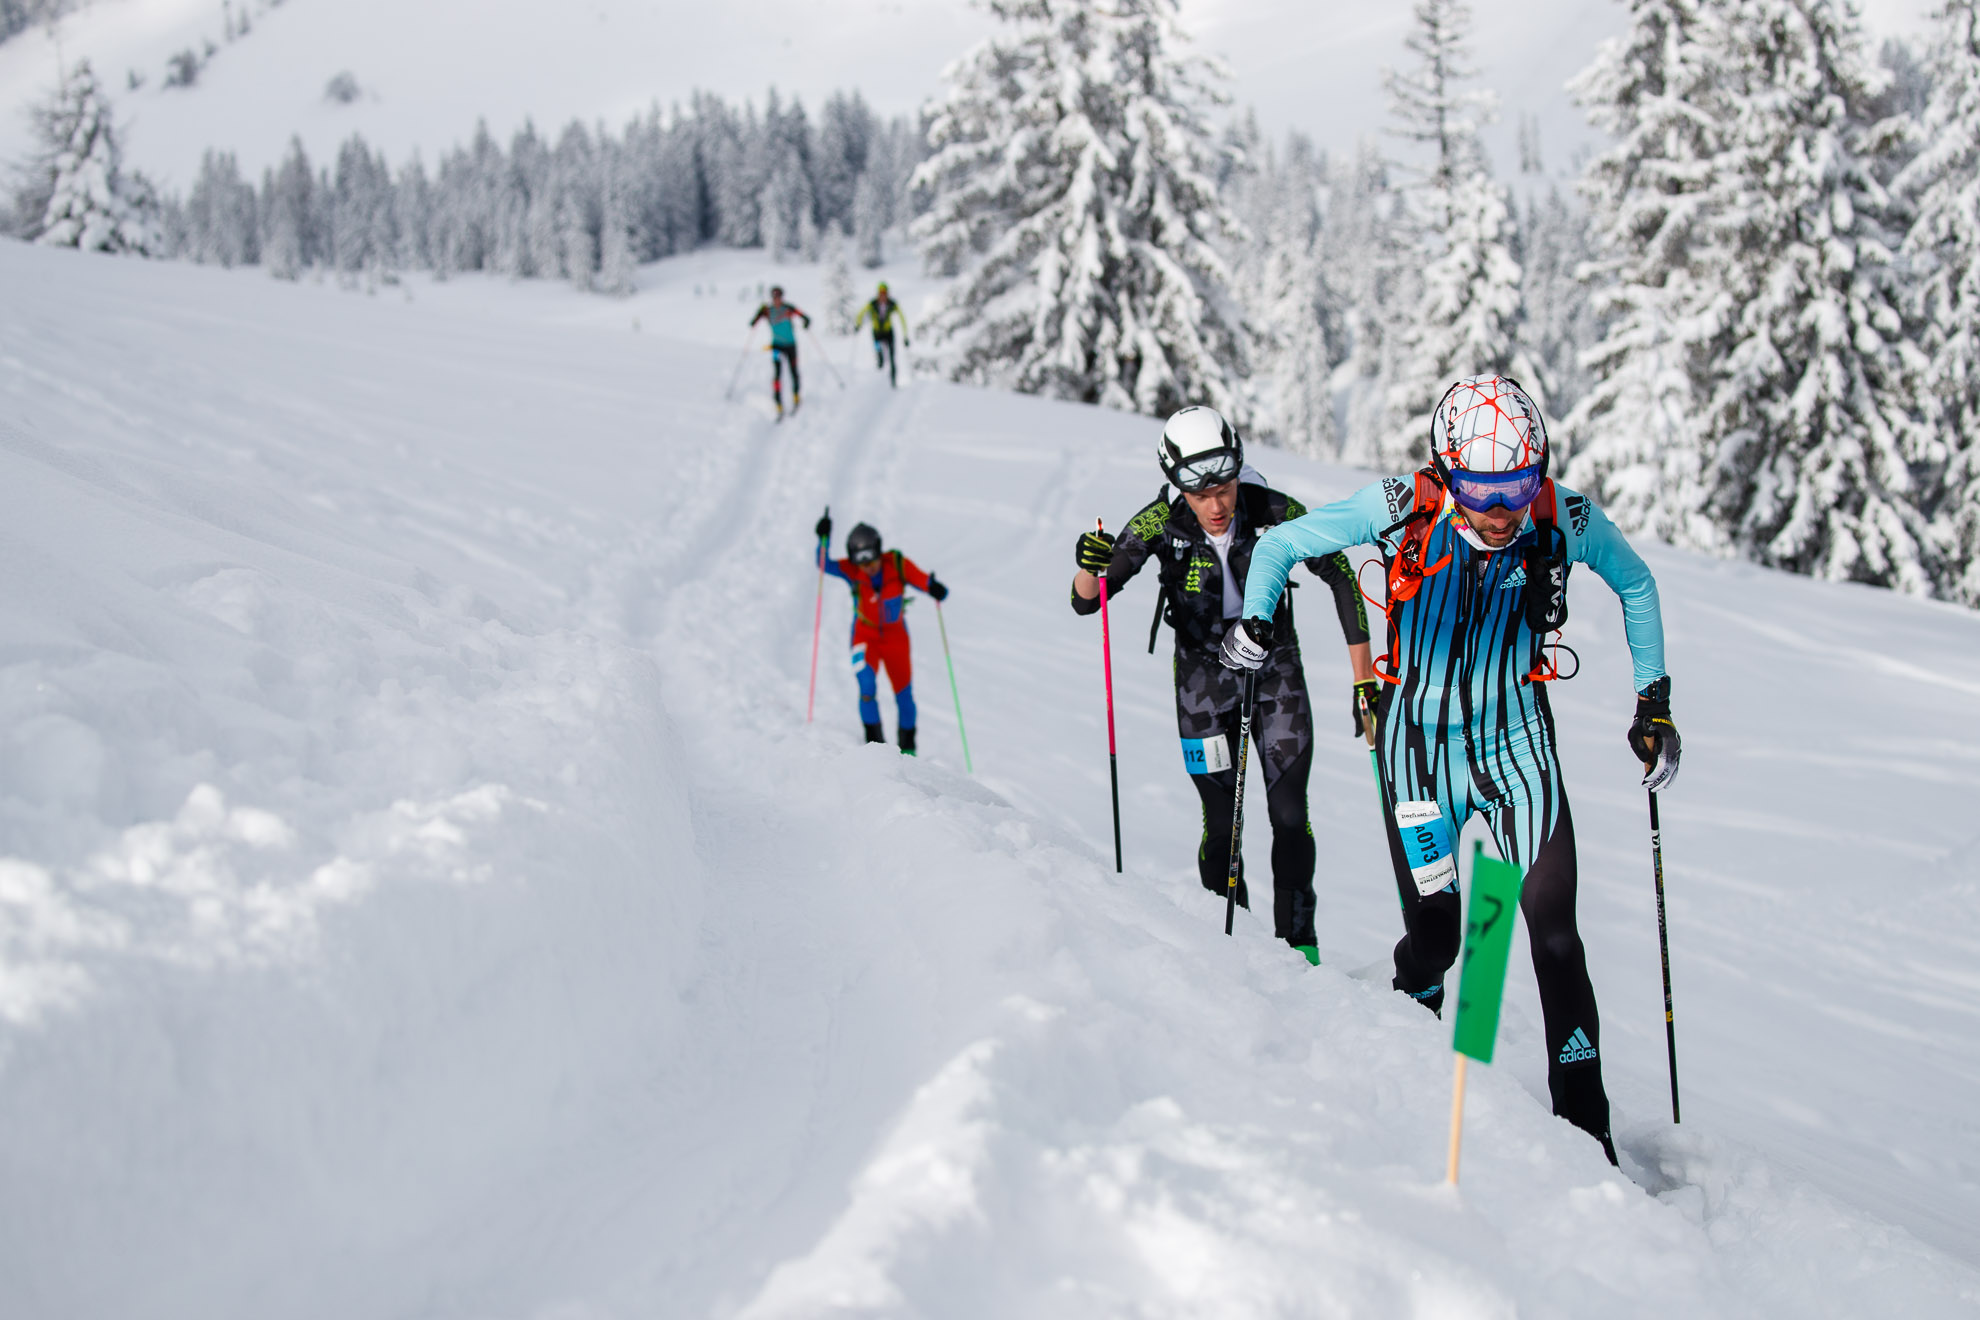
[8, 0, 1978, 606]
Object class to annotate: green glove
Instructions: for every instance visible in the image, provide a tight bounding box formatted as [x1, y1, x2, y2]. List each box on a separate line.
[1351, 679, 1385, 737]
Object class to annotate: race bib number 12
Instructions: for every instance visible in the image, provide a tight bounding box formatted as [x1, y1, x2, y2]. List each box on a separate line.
[1181, 735, 1234, 775]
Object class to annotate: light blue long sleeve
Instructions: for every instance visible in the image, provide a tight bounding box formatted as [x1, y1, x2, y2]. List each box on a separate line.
[1571, 494, 1665, 690]
[1244, 479, 1666, 691]
[1241, 481, 1398, 618]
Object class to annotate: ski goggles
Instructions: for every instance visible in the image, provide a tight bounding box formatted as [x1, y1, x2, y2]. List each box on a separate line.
[1169, 448, 1242, 493]
[1447, 465, 1545, 514]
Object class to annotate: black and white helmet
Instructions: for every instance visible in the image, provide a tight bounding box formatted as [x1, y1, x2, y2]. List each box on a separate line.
[1157, 406, 1243, 493]
[846, 522, 882, 564]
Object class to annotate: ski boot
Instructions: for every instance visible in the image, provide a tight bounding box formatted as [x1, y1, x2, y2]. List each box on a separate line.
[1393, 975, 1446, 1018]
[898, 726, 917, 757]
[863, 722, 885, 744]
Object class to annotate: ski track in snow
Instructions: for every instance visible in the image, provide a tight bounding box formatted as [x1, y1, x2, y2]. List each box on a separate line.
[0, 242, 1977, 1317]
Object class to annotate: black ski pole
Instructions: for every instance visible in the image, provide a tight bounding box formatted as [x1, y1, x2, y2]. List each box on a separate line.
[1648, 782, 1680, 1123]
[1096, 518, 1123, 872]
[1224, 667, 1259, 936]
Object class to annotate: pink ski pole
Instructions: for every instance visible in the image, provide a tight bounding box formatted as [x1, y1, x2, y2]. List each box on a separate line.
[1097, 517, 1123, 872]
[806, 506, 829, 723]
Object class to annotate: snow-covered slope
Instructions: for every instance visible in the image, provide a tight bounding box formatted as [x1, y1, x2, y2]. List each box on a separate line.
[1, 241, 1977, 1318]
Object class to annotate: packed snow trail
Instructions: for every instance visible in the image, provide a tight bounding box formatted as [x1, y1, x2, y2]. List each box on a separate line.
[0, 243, 1975, 1317]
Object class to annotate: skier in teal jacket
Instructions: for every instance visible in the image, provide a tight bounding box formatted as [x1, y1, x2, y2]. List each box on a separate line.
[1220, 375, 1680, 1164]
[749, 286, 811, 418]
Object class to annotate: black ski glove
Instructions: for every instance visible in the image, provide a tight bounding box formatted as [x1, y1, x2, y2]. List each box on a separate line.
[1627, 676, 1682, 791]
[1220, 616, 1274, 671]
[927, 576, 949, 601]
[1074, 528, 1116, 573]
[815, 514, 832, 541]
[1351, 679, 1386, 738]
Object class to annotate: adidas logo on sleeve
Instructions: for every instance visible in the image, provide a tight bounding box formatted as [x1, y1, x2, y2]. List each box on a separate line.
[1557, 1027, 1598, 1064]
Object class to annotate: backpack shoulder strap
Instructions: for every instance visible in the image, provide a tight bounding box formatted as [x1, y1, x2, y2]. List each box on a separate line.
[1531, 477, 1557, 531]
[1379, 467, 1446, 541]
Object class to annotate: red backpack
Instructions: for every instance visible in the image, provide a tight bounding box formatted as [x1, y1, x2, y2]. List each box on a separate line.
[1368, 468, 1568, 685]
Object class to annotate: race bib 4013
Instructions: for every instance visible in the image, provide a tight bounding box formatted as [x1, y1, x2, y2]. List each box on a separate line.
[1394, 800, 1457, 896]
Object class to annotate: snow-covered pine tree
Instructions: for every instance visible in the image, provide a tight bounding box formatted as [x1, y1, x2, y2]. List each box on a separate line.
[331, 135, 397, 288]
[596, 141, 639, 296]
[17, 60, 158, 254]
[1899, 0, 1980, 604]
[1704, 1, 1936, 592]
[1382, 0, 1494, 218]
[912, 0, 1255, 421]
[1383, 167, 1535, 469]
[815, 91, 875, 234]
[551, 123, 598, 290]
[393, 154, 433, 272]
[852, 167, 888, 266]
[1331, 140, 1411, 467]
[491, 123, 543, 279]
[184, 149, 259, 267]
[1518, 186, 1602, 420]
[1237, 132, 1340, 456]
[703, 95, 763, 250]
[1563, 0, 1730, 545]
[1377, 0, 1529, 470]
[1576, 0, 1936, 592]
[824, 231, 857, 332]
[260, 136, 317, 279]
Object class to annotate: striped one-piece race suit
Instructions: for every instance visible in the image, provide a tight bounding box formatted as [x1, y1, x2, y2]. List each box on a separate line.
[1241, 475, 1665, 1146]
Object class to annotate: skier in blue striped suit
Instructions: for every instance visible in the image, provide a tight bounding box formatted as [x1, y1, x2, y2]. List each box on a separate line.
[1219, 375, 1682, 1163]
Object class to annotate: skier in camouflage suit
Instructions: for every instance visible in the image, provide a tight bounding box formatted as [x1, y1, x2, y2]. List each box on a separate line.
[1071, 408, 1375, 962]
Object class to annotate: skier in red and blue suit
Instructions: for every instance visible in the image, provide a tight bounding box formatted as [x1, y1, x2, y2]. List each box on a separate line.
[814, 515, 948, 754]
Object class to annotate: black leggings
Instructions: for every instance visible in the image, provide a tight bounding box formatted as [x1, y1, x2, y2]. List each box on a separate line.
[1383, 793, 1610, 1141]
[873, 332, 896, 385]
[771, 342, 800, 400]
[1190, 745, 1316, 946]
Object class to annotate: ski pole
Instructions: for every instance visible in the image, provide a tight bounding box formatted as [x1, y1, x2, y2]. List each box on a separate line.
[1648, 781, 1680, 1123]
[1359, 687, 1407, 915]
[1096, 517, 1123, 873]
[806, 507, 829, 723]
[1224, 666, 1259, 936]
[723, 328, 758, 401]
[803, 324, 847, 389]
[936, 600, 973, 775]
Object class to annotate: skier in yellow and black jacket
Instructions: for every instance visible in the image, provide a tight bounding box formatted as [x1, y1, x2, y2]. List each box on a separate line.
[853, 282, 909, 386]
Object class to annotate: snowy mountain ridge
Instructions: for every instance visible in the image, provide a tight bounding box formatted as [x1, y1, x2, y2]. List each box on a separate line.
[1, 238, 1977, 1316]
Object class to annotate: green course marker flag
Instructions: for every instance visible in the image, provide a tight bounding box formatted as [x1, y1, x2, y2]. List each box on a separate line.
[1446, 845, 1526, 1183]
[1452, 849, 1525, 1064]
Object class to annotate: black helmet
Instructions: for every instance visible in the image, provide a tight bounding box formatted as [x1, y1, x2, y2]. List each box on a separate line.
[847, 522, 882, 564]
[1157, 406, 1243, 493]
